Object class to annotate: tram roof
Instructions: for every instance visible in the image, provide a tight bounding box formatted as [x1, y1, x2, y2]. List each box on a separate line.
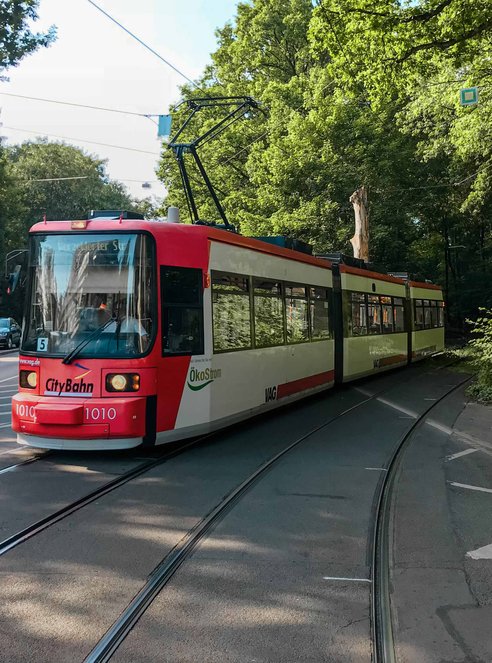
[408, 280, 442, 291]
[29, 218, 442, 290]
[29, 218, 334, 270]
[338, 263, 406, 286]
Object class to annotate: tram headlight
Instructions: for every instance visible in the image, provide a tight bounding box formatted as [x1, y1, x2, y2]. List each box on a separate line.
[106, 373, 140, 392]
[20, 370, 37, 389]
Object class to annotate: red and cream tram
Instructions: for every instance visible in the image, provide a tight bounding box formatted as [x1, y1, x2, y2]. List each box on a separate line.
[12, 211, 444, 450]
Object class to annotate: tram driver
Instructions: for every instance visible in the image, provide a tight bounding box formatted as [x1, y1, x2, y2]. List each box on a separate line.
[80, 300, 150, 353]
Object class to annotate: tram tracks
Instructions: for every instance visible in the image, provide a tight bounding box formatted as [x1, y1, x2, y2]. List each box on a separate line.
[370, 373, 473, 663]
[0, 451, 52, 476]
[0, 437, 212, 558]
[0, 358, 470, 662]
[82, 366, 471, 663]
[0, 357, 447, 560]
[0, 356, 453, 557]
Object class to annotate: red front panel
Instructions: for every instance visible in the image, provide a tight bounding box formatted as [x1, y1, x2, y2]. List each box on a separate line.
[15, 356, 157, 440]
[13, 393, 147, 439]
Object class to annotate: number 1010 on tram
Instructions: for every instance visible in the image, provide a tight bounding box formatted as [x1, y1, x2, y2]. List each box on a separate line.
[12, 211, 444, 450]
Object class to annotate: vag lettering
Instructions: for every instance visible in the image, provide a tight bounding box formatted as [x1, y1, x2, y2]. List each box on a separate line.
[265, 386, 277, 402]
[46, 378, 94, 394]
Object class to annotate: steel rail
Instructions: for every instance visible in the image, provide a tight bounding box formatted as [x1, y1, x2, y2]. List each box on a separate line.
[0, 365, 418, 557]
[370, 373, 473, 663]
[0, 436, 212, 558]
[83, 393, 379, 663]
[0, 451, 52, 476]
[84, 357, 468, 663]
[0, 354, 458, 559]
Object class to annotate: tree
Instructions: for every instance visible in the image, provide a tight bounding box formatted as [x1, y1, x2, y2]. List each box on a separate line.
[5, 140, 139, 254]
[159, 0, 492, 324]
[310, 0, 492, 322]
[0, 1, 56, 74]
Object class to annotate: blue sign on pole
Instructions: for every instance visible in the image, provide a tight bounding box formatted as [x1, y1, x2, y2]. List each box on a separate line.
[460, 87, 478, 106]
[158, 114, 172, 137]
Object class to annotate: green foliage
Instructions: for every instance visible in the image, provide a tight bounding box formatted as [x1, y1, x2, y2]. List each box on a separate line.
[156, 0, 492, 326]
[466, 308, 492, 403]
[3, 140, 138, 255]
[0, 1, 56, 73]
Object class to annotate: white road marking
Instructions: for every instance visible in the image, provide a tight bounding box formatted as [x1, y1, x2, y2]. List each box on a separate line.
[376, 397, 418, 418]
[0, 423, 11, 428]
[353, 387, 373, 397]
[467, 543, 492, 560]
[426, 420, 453, 435]
[0, 376, 17, 384]
[365, 467, 387, 471]
[0, 447, 22, 457]
[449, 482, 492, 494]
[446, 448, 479, 462]
[323, 576, 371, 583]
[453, 429, 490, 448]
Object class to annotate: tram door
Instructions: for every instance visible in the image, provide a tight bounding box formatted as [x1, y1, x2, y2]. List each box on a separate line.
[331, 265, 344, 384]
[160, 266, 204, 356]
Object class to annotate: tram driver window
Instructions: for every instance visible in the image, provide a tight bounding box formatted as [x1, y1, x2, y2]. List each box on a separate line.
[161, 266, 204, 355]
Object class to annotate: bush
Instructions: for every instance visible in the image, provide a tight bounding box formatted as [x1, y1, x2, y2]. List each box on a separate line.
[466, 308, 492, 404]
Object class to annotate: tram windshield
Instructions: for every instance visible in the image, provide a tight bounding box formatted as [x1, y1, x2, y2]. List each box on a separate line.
[22, 232, 155, 358]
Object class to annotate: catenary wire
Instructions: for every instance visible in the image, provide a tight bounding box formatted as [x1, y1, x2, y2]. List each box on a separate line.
[0, 92, 157, 119]
[3, 125, 160, 156]
[86, 0, 206, 94]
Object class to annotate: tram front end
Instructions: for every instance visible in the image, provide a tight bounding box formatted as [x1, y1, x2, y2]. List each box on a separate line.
[12, 221, 157, 450]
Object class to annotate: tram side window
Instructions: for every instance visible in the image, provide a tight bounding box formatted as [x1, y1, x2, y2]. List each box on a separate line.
[414, 299, 425, 330]
[424, 300, 434, 328]
[438, 301, 445, 327]
[310, 287, 331, 340]
[212, 271, 252, 352]
[414, 298, 444, 329]
[285, 284, 309, 343]
[161, 267, 204, 355]
[367, 295, 382, 335]
[393, 297, 406, 332]
[432, 300, 441, 328]
[380, 296, 394, 333]
[254, 278, 285, 347]
[349, 292, 367, 336]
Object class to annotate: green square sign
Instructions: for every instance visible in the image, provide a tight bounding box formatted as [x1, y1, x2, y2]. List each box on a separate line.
[460, 87, 478, 106]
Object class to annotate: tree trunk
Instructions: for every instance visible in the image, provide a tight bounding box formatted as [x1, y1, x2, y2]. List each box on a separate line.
[349, 185, 369, 262]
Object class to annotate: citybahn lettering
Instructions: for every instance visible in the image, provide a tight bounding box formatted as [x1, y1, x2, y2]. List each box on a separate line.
[45, 377, 94, 395]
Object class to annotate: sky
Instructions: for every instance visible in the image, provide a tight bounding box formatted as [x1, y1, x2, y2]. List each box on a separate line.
[0, 0, 240, 202]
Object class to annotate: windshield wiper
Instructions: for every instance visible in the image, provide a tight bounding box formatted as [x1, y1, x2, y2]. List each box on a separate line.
[61, 317, 116, 365]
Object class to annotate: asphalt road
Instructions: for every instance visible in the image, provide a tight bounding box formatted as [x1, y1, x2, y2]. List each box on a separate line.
[0, 350, 19, 455]
[2, 360, 488, 663]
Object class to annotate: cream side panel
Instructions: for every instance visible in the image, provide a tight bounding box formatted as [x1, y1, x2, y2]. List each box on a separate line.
[209, 242, 332, 287]
[411, 328, 445, 358]
[175, 341, 333, 428]
[341, 273, 405, 297]
[410, 286, 443, 301]
[343, 333, 407, 381]
[174, 241, 334, 430]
